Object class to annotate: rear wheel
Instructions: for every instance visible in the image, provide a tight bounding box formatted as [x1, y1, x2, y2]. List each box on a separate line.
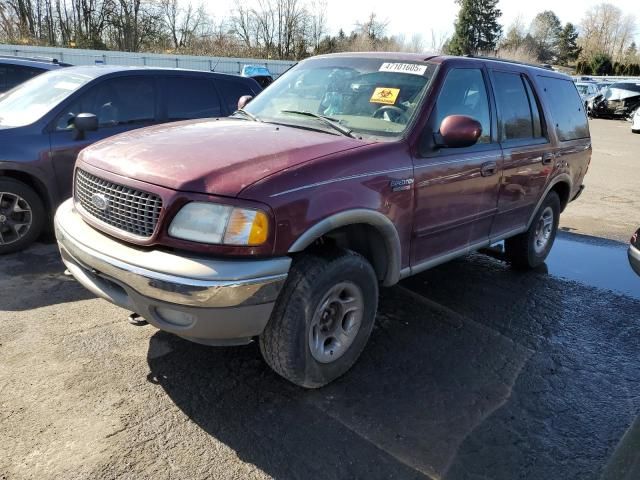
[505, 191, 560, 269]
[0, 179, 45, 254]
[259, 249, 378, 388]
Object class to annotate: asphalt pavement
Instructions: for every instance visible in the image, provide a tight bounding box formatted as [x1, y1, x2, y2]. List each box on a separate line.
[1, 118, 639, 480]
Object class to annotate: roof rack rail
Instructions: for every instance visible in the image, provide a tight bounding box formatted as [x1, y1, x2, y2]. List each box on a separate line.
[0, 54, 69, 65]
[462, 54, 555, 70]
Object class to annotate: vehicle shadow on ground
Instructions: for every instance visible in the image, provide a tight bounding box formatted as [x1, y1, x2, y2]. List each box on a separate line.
[147, 238, 640, 480]
[145, 264, 547, 479]
[0, 242, 94, 311]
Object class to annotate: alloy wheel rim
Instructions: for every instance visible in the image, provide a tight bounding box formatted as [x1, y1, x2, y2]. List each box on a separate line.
[308, 282, 364, 364]
[533, 206, 554, 254]
[0, 192, 32, 245]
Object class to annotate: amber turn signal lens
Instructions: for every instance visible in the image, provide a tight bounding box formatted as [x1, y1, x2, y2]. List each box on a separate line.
[223, 208, 269, 246]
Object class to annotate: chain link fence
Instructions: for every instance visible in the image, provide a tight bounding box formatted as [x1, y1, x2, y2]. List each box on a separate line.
[0, 43, 296, 77]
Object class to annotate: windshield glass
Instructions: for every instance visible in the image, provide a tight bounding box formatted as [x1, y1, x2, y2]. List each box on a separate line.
[0, 70, 92, 127]
[244, 57, 436, 140]
[576, 84, 589, 95]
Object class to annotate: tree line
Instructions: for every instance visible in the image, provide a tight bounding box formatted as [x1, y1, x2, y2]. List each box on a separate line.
[447, 0, 639, 74]
[0, 0, 638, 74]
[0, 0, 442, 58]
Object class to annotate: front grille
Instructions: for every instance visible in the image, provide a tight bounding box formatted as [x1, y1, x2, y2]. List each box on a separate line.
[75, 169, 162, 238]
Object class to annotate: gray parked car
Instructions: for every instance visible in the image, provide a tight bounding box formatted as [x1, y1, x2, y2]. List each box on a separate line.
[0, 66, 261, 253]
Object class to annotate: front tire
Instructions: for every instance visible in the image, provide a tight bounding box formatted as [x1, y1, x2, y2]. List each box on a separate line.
[0, 178, 45, 254]
[259, 250, 378, 388]
[505, 191, 560, 269]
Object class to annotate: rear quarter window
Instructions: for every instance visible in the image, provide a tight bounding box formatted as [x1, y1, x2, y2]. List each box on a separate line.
[539, 76, 589, 142]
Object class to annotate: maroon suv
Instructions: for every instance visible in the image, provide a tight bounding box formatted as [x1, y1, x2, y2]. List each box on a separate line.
[54, 53, 590, 388]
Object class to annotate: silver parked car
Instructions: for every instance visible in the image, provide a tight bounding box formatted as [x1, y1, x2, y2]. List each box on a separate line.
[575, 82, 600, 113]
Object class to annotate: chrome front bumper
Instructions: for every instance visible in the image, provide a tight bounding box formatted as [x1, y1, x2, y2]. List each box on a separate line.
[54, 199, 291, 345]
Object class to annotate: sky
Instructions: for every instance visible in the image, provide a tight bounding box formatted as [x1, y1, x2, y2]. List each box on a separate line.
[211, 0, 640, 45]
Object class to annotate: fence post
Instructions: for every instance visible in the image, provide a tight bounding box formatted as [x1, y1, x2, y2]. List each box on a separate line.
[237, 61, 241, 74]
[176, 58, 179, 68]
[102, 54, 106, 65]
[143, 56, 146, 66]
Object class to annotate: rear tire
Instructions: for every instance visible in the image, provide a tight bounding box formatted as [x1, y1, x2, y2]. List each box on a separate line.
[259, 249, 378, 388]
[0, 178, 45, 255]
[505, 191, 560, 270]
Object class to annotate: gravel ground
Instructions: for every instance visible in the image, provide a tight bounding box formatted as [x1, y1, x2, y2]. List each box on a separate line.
[559, 118, 639, 242]
[1, 117, 639, 480]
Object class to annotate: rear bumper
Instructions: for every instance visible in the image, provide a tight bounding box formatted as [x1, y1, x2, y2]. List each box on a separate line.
[629, 244, 640, 277]
[54, 199, 291, 345]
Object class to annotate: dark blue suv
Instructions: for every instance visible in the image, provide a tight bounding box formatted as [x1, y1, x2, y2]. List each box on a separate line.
[0, 56, 70, 93]
[0, 66, 261, 253]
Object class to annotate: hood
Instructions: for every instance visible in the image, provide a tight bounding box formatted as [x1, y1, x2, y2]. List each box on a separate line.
[79, 119, 370, 197]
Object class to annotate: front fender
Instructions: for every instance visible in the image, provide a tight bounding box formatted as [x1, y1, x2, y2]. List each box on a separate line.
[289, 209, 403, 286]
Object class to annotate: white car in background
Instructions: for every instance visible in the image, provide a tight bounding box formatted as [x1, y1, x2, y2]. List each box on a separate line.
[632, 107, 640, 133]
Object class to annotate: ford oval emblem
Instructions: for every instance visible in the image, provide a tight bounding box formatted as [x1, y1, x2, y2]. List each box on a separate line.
[91, 193, 109, 211]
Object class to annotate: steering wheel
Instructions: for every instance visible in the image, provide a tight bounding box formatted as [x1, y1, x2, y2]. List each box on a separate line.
[372, 105, 409, 123]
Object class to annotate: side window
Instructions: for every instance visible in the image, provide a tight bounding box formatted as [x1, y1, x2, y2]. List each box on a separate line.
[0, 66, 8, 91]
[0, 65, 42, 91]
[539, 76, 589, 142]
[433, 68, 491, 144]
[165, 77, 222, 120]
[216, 78, 255, 113]
[492, 71, 543, 142]
[56, 76, 156, 130]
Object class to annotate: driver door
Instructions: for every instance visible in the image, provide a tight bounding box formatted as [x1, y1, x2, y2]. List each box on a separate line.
[411, 67, 502, 268]
[48, 75, 158, 202]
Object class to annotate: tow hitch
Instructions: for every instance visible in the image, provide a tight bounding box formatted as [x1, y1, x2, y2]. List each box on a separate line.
[127, 312, 148, 326]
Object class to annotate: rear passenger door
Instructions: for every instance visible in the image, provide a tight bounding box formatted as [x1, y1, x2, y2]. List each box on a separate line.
[160, 76, 223, 121]
[489, 69, 552, 239]
[537, 76, 591, 198]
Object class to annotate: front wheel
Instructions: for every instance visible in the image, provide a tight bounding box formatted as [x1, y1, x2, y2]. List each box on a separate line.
[505, 191, 560, 269]
[259, 250, 379, 388]
[0, 178, 46, 254]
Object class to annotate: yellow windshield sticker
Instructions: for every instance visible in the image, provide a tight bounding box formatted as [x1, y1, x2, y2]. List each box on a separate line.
[370, 87, 400, 105]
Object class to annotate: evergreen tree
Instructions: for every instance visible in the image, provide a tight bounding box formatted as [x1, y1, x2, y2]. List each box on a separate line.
[557, 23, 581, 65]
[448, 0, 502, 55]
[624, 42, 638, 63]
[590, 53, 613, 76]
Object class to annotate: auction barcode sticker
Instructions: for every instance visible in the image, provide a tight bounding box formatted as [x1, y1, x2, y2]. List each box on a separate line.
[379, 63, 427, 76]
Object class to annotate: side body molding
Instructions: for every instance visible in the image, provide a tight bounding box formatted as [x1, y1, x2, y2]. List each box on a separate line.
[288, 209, 403, 287]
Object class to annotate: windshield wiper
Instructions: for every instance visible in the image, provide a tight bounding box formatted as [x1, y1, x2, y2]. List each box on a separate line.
[280, 110, 355, 138]
[232, 109, 262, 122]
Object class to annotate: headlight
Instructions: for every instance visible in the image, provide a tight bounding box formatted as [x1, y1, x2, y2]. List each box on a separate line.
[169, 202, 269, 246]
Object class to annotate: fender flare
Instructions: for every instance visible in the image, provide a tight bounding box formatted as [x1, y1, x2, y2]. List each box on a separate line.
[288, 209, 402, 286]
[527, 173, 572, 228]
[0, 161, 57, 211]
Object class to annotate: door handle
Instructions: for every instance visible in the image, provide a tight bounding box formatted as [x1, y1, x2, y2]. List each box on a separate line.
[542, 153, 555, 165]
[480, 161, 497, 177]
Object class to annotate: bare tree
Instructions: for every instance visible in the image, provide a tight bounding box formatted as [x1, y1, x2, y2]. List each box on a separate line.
[580, 3, 637, 61]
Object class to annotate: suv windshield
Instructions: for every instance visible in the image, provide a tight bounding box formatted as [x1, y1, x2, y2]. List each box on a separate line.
[0, 69, 92, 128]
[243, 56, 436, 139]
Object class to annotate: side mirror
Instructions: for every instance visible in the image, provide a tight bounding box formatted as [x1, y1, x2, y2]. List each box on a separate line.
[237, 95, 253, 110]
[434, 115, 482, 148]
[72, 113, 98, 141]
